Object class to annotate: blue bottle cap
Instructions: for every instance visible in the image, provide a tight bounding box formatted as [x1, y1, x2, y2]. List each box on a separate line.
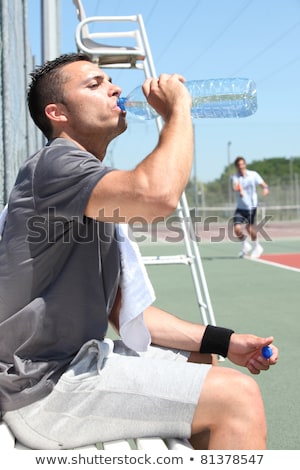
[117, 97, 127, 111]
[262, 346, 272, 359]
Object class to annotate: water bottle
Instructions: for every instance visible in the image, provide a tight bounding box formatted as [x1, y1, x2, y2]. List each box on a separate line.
[117, 78, 257, 120]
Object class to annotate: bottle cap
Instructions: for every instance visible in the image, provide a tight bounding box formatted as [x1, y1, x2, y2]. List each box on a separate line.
[117, 97, 127, 111]
[262, 346, 273, 359]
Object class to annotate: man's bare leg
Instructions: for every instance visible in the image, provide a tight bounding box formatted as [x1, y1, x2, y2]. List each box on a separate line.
[191, 366, 267, 449]
[234, 223, 244, 241]
[246, 223, 257, 241]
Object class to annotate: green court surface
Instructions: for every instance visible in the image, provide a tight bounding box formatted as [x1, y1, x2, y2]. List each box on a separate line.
[138, 237, 300, 450]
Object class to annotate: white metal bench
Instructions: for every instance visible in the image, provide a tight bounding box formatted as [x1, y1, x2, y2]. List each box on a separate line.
[0, 420, 192, 451]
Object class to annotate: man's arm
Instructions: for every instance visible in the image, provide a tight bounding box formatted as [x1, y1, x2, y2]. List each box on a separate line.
[232, 176, 244, 197]
[260, 181, 269, 196]
[85, 74, 193, 223]
[144, 306, 278, 375]
[108, 289, 206, 351]
[255, 171, 269, 196]
[108, 289, 206, 350]
[109, 294, 278, 374]
[143, 305, 206, 351]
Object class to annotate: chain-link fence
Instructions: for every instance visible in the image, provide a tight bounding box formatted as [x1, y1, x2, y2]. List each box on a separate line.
[0, 0, 42, 209]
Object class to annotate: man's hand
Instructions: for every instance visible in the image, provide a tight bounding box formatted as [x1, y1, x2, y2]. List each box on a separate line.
[142, 74, 192, 122]
[262, 186, 269, 196]
[233, 181, 244, 197]
[227, 333, 278, 375]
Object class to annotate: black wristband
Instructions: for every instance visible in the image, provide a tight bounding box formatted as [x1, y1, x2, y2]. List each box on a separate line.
[200, 325, 234, 357]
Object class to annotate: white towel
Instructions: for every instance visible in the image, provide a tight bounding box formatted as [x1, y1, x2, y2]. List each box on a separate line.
[116, 223, 155, 352]
[0, 204, 8, 239]
[0, 206, 155, 352]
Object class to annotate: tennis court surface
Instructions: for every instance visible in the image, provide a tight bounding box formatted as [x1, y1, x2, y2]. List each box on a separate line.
[138, 227, 300, 450]
[254, 252, 300, 271]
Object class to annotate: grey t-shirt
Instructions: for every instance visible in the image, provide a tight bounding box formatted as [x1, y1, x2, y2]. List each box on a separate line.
[0, 138, 120, 412]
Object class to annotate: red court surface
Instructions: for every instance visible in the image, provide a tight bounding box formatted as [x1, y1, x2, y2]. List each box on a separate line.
[259, 253, 300, 270]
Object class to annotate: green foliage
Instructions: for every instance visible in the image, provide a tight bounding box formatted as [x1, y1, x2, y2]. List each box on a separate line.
[245, 157, 300, 186]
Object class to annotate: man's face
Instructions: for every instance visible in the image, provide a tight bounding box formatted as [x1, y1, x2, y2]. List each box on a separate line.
[58, 60, 127, 140]
[236, 159, 246, 175]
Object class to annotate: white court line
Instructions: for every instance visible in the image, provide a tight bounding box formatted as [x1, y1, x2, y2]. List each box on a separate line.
[246, 255, 300, 273]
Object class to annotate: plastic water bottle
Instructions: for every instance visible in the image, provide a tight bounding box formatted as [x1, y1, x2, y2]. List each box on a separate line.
[117, 78, 257, 120]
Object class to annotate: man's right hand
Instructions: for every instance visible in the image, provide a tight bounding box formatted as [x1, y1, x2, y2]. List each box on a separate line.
[142, 74, 192, 122]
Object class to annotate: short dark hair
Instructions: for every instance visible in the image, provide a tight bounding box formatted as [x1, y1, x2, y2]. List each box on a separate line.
[27, 53, 92, 139]
[234, 156, 246, 167]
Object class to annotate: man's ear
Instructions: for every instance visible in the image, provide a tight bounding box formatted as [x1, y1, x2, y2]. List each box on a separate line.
[45, 103, 68, 123]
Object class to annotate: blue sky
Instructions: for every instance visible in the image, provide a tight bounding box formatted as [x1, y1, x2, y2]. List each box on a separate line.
[27, 0, 300, 182]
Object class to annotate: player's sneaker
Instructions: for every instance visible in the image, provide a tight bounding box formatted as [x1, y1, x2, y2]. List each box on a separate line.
[239, 240, 252, 258]
[251, 244, 264, 259]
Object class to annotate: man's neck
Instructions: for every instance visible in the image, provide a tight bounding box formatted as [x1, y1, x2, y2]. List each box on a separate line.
[53, 131, 107, 161]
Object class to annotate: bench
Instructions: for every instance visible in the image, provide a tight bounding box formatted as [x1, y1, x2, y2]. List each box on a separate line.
[0, 420, 192, 451]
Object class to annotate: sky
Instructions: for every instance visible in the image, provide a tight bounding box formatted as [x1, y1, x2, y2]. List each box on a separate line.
[27, 0, 300, 182]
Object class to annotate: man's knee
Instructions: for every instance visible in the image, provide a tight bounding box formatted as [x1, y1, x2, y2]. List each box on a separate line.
[233, 223, 243, 237]
[192, 367, 266, 430]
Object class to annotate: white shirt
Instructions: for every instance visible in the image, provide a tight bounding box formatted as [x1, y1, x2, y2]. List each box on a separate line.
[232, 170, 263, 210]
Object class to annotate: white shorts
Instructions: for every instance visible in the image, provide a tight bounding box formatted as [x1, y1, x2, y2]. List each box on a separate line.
[4, 338, 211, 449]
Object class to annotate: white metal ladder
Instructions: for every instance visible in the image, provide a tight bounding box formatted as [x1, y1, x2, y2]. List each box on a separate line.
[73, 0, 216, 327]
